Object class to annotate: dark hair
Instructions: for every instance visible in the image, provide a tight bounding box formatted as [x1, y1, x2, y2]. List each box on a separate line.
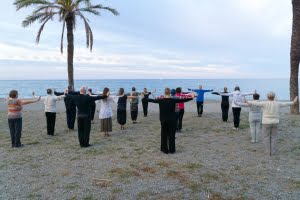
[132, 87, 136, 91]
[176, 87, 182, 94]
[171, 89, 176, 96]
[9, 90, 18, 98]
[47, 89, 52, 94]
[68, 85, 73, 91]
[234, 86, 240, 91]
[88, 88, 92, 92]
[253, 93, 260, 100]
[103, 87, 109, 96]
[119, 88, 124, 95]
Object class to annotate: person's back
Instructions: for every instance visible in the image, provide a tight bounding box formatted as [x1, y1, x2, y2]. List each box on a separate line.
[43, 94, 62, 112]
[99, 97, 114, 119]
[7, 98, 22, 119]
[130, 91, 139, 104]
[117, 95, 127, 110]
[71, 94, 91, 116]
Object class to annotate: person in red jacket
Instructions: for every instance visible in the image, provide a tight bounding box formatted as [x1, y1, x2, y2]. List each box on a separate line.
[175, 87, 192, 133]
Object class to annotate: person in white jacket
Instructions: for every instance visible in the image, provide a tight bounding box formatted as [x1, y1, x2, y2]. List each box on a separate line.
[34, 89, 66, 135]
[245, 92, 298, 156]
[220, 86, 254, 130]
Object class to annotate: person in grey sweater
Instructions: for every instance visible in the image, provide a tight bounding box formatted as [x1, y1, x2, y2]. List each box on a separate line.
[235, 93, 262, 143]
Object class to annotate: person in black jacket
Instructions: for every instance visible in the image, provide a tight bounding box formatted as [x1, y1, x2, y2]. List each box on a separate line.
[212, 87, 230, 122]
[54, 85, 79, 130]
[141, 88, 156, 117]
[145, 88, 194, 154]
[67, 86, 107, 147]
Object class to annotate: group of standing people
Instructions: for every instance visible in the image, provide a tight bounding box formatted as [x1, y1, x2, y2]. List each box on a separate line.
[5, 84, 298, 156]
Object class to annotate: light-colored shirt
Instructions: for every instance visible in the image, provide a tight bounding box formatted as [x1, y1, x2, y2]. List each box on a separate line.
[236, 100, 262, 121]
[221, 91, 253, 108]
[98, 96, 119, 119]
[7, 98, 22, 119]
[40, 94, 65, 113]
[247, 100, 294, 124]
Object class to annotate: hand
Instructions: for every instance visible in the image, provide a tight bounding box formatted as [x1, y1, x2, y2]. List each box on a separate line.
[37, 96, 41, 102]
[244, 97, 248, 103]
[107, 91, 110, 97]
[293, 96, 298, 104]
[191, 93, 196, 99]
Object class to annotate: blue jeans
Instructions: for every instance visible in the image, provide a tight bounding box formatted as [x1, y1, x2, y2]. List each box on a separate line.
[8, 118, 22, 147]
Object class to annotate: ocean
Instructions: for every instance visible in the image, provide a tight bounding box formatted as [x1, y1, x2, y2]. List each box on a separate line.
[0, 79, 292, 100]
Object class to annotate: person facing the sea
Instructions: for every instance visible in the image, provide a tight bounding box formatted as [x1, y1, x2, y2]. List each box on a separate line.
[175, 87, 192, 133]
[188, 85, 213, 117]
[116, 88, 137, 130]
[244, 92, 298, 156]
[212, 87, 230, 122]
[129, 87, 140, 124]
[6, 90, 40, 148]
[66, 86, 107, 148]
[141, 88, 156, 117]
[33, 89, 66, 136]
[235, 93, 262, 143]
[54, 85, 79, 131]
[219, 86, 254, 130]
[144, 88, 195, 154]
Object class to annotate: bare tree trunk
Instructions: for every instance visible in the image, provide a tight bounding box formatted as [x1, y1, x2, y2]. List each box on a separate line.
[290, 0, 300, 114]
[66, 14, 74, 88]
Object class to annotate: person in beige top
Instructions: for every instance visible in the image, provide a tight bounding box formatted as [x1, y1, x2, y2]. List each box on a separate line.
[245, 92, 298, 156]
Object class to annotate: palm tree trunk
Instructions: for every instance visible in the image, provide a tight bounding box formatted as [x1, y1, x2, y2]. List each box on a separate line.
[290, 0, 300, 114]
[66, 14, 74, 88]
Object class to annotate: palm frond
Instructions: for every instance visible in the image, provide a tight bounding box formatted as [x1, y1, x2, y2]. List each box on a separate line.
[22, 12, 49, 27]
[77, 4, 119, 16]
[35, 14, 53, 44]
[14, 0, 52, 11]
[77, 7, 100, 15]
[77, 11, 93, 51]
[75, 0, 92, 7]
[33, 4, 61, 14]
[60, 20, 66, 53]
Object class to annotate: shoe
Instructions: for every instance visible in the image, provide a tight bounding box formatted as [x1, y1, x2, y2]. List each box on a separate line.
[15, 144, 24, 148]
[81, 144, 91, 148]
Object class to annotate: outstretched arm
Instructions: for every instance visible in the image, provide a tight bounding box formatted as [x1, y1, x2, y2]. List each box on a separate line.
[144, 98, 160, 104]
[20, 96, 41, 105]
[279, 96, 298, 107]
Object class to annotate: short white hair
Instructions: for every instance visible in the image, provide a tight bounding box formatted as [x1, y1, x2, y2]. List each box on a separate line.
[267, 91, 276, 100]
[80, 86, 87, 94]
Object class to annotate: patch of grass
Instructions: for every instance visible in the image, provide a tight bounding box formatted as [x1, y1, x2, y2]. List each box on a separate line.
[166, 170, 188, 183]
[202, 172, 220, 183]
[288, 179, 300, 190]
[64, 183, 80, 190]
[120, 155, 128, 159]
[111, 188, 123, 194]
[291, 145, 300, 154]
[85, 148, 105, 156]
[187, 181, 202, 192]
[83, 194, 93, 200]
[156, 161, 171, 168]
[239, 123, 249, 130]
[136, 191, 151, 199]
[141, 166, 157, 174]
[109, 168, 140, 179]
[61, 170, 71, 177]
[70, 156, 81, 161]
[183, 163, 203, 170]
[68, 195, 77, 200]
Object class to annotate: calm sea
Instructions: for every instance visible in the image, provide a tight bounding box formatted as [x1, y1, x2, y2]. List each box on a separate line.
[0, 79, 291, 100]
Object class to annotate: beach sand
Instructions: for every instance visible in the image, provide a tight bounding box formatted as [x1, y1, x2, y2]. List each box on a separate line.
[0, 100, 299, 200]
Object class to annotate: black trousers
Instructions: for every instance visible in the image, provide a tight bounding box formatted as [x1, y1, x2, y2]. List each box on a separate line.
[8, 118, 22, 147]
[176, 109, 185, 130]
[117, 109, 127, 125]
[89, 102, 96, 121]
[66, 107, 76, 129]
[45, 112, 56, 135]
[232, 107, 241, 128]
[160, 119, 176, 153]
[221, 102, 229, 122]
[196, 102, 203, 115]
[131, 111, 138, 121]
[77, 117, 91, 147]
[142, 101, 148, 116]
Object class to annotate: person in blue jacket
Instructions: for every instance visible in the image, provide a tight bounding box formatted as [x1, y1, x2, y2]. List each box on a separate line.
[188, 85, 213, 117]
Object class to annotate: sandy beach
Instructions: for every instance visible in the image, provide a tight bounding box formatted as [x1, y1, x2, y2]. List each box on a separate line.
[0, 100, 299, 200]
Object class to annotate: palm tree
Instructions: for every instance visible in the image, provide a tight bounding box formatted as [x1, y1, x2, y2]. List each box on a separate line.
[290, 0, 300, 114]
[14, 0, 119, 87]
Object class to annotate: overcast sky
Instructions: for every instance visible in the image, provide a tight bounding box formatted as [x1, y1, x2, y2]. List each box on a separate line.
[0, 0, 292, 79]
